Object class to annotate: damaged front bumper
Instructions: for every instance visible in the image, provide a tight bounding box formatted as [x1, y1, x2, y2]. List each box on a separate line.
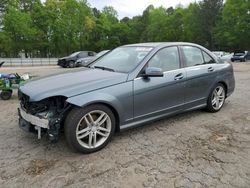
[18, 106, 62, 142]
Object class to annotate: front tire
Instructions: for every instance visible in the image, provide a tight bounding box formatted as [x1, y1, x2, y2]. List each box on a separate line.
[68, 61, 75, 68]
[206, 84, 226, 112]
[64, 104, 116, 153]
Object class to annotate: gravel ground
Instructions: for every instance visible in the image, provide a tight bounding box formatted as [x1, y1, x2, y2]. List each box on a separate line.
[0, 63, 250, 188]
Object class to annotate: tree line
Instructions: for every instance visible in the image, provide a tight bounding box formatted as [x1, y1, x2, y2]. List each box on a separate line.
[0, 0, 249, 58]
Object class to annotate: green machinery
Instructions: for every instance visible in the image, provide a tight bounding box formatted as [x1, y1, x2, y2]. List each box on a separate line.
[0, 73, 27, 100]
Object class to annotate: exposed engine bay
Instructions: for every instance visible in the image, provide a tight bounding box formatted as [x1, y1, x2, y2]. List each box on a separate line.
[18, 90, 70, 142]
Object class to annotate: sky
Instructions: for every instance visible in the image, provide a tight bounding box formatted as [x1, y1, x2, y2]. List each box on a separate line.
[87, 0, 195, 18]
[41, 0, 196, 19]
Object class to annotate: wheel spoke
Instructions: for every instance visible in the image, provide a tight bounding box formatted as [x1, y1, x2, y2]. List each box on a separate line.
[217, 87, 223, 95]
[212, 98, 217, 105]
[87, 113, 94, 124]
[94, 112, 106, 124]
[84, 116, 91, 126]
[89, 132, 93, 147]
[96, 130, 108, 137]
[97, 114, 108, 126]
[77, 131, 90, 139]
[98, 126, 110, 133]
[213, 91, 218, 97]
[93, 132, 97, 147]
[77, 127, 90, 135]
[215, 99, 219, 107]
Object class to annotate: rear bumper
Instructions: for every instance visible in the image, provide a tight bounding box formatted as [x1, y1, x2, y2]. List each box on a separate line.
[231, 57, 244, 61]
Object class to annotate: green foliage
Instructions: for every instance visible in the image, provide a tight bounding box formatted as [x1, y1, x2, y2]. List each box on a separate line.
[214, 0, 250, 50]
[0, 0, 249, 57]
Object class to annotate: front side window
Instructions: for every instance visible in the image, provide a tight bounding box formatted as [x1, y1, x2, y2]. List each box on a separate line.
[79, 52, 87, 58]
[182, 46, 204, 67]
[91, 47, 153, 73]
[147, 46, 180, 72]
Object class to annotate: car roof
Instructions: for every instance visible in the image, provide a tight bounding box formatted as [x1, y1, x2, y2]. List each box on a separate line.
[79, 51, 95, 52]
[124, 42, 202, 48]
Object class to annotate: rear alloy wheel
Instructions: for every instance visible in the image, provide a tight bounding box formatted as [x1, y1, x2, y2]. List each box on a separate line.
[206, 84, 226, 112]
[64, 105, 115, 153]
[0, 90, 12, 100]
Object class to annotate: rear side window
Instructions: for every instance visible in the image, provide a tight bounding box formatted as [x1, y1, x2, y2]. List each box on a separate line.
[202, 51, 216, 64]
[182, 46, 204, 67]
[88, 52, 95, 56]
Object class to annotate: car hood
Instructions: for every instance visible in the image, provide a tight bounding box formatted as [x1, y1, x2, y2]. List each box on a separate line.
[20, 68, 128, 102]
[59, 56, 74, 60]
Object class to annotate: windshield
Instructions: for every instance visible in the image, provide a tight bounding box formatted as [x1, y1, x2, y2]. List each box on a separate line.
[69, 52, 80, 57]
[91, 47, 153, 73]
[96, 50, 109, 57]
[234, 52, 245, 56]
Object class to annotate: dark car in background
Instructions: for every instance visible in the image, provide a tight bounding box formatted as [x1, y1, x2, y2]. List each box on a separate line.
[231, 51, 250, 62]
[18, 42, 235, 153]
[75, 50, 110, 67]
[57, 51, 96, 68]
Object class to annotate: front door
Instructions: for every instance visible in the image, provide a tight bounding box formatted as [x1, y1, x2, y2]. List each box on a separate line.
[133, 46, 186, 120]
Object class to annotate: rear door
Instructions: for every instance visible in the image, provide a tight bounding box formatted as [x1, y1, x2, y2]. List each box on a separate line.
[180, 46, 218, 108]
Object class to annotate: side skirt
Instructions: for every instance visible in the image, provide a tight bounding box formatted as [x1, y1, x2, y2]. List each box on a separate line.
[119, 103, 206, 132]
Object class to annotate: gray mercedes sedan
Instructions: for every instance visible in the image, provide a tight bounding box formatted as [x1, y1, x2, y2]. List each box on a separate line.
[18, 42, 235, 153]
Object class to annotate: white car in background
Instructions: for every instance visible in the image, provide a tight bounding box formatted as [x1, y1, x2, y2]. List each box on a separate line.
[213, 51, 233, 62]
[212, 51, 226, 58]
[220, 53, 234, 62]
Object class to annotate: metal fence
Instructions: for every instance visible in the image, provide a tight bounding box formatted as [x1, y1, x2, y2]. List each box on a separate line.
[0, 58, 58, 67]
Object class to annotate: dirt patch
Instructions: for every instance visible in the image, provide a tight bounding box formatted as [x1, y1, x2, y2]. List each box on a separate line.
[25, 159, 57, 176]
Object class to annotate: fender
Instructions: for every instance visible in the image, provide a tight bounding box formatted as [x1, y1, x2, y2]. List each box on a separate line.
[66, 92, 123, 121]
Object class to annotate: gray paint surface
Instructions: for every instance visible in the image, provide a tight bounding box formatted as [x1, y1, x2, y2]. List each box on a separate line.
[19, 42, 235, 130]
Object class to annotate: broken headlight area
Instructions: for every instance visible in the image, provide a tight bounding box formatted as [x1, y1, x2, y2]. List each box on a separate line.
[18, 94, 71, 142]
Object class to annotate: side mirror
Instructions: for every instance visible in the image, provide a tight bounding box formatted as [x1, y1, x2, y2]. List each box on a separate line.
[143, 67, 164, 78]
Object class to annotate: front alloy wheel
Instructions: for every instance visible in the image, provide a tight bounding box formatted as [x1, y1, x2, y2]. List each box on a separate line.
[68, 61, 75, 68]
[64, 105, 115, 153]
[76, 110, 112, 149]
[206, 84, 226, 112]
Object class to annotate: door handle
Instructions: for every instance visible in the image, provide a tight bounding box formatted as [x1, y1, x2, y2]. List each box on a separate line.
[208, 67, 214, 72]
[174, 73, 184, 80]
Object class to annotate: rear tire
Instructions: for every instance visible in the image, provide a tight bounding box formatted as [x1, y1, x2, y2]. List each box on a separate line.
[0, 90, 12, 100]
[64, 104, 116, 153]
[205, 83, 226, 113]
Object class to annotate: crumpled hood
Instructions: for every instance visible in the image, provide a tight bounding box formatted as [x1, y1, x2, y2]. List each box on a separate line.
[20, 69, 128, 101]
